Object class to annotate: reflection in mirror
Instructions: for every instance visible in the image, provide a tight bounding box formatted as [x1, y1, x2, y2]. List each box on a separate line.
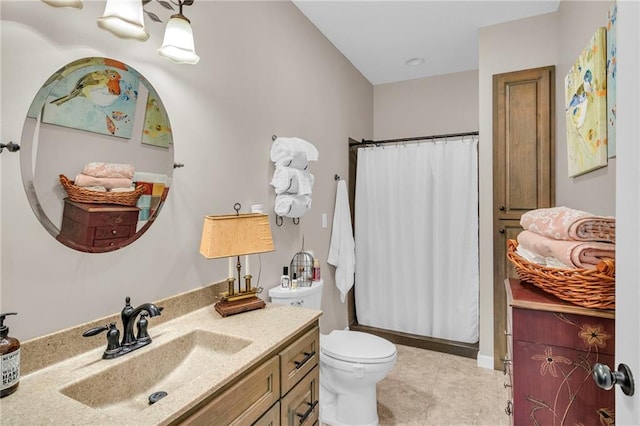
[20, 57, 174, 253]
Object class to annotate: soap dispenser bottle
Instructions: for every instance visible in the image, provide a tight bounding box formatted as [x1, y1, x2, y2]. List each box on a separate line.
[280, 266, 291, 288]
[0, 312, 20, 398]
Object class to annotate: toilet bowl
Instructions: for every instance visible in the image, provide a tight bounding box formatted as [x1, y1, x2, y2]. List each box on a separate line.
[268, 280, 397, 426]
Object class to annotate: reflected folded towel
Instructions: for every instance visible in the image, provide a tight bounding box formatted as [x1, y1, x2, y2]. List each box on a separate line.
[270, 166, 315, 195]
[274, 194, 311, 218]
[82, 162, 135, 179]
[270, 137, 319, 170]
[517, 230, 615, 269]
[83, 186, 107, 192]
[109, 187, 136, 193]
[520, 206, 615, 242]
[515, 246, 571, 269]
[74, 174, 133, 189]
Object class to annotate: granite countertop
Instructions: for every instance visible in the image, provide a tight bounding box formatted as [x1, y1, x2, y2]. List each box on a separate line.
[0, 284, 321, 426]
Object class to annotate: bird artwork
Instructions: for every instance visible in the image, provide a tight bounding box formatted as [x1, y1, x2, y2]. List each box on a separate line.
[50, 69, 122, 107]
[566, 69, 593, 130]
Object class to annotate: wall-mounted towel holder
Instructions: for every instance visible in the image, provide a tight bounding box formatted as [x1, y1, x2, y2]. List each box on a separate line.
[272, 134, 303, 227]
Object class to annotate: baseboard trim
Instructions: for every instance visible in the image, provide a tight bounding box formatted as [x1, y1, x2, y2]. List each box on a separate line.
[477, 353, 494, 370]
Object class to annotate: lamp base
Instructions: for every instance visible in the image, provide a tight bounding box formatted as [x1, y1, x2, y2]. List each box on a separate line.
[215, 296, 266, 317]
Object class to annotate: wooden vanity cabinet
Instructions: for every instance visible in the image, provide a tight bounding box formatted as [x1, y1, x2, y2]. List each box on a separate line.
[175, 322, 320, 426]
[505, 279, 615, 425]
[58, 199, 139, 249]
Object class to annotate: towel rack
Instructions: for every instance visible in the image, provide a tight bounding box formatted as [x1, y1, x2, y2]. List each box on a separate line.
[334, 174, 341, 181]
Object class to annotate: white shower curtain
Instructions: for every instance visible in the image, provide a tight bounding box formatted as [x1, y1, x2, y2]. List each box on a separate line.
[354, 138, 479, 343]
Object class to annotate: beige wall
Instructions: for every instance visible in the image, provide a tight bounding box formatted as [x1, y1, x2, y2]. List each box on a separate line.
[373, 70, 479, 139]
[478, 2, 615, 367]
[0, 1, 372, 341]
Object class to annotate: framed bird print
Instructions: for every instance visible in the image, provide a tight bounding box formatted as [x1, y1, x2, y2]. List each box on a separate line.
[606, 2, 617, 158]
[564, 27, 608, 177]
[42, 57, 139, 138]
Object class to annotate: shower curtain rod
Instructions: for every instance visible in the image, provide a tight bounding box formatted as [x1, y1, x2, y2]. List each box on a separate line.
[350, 130, 479, 147]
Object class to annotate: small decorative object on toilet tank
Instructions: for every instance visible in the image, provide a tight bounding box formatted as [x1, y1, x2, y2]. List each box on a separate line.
[290, 250, 314, 287]
[313, 259, 321, 281]
[281, 266, 291, 288]
[0, 312, 20, 398]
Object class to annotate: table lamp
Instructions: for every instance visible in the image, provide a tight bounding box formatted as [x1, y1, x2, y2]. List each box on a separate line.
[200, 204, 274, 317]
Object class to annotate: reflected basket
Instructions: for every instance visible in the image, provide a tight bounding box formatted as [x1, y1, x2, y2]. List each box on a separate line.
[59, 174, 145, 207]
[506, 239, 615, 310]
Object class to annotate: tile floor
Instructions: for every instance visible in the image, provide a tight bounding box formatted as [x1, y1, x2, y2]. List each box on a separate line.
[376, 344, 510, 425]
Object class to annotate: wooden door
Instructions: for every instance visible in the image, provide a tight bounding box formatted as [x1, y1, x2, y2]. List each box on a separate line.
[492, 66, 555, 370]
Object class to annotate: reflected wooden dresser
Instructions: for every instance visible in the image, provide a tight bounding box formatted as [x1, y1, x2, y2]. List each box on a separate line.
[505, 278, 615, 425]
[58, 199, 139, 249]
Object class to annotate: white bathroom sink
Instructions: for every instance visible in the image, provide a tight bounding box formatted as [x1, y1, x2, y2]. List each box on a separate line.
[59, 330, 251, 416]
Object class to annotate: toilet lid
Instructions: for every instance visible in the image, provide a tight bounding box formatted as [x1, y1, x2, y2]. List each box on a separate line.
[321, 330, 397, 364]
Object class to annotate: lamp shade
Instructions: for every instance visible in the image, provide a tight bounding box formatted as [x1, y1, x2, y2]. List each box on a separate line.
[41, 0, 83, 8]
[200, 213, 274, 259]
[97, 0, 149, 42]
[158, 14, 200, 64]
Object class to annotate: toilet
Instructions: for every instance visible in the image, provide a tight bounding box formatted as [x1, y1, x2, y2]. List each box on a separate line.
[269, 279, 397, 426]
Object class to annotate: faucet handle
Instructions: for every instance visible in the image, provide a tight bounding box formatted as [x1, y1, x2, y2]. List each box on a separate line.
[83, 325, 109, 337]
[83, 322, 121, 356]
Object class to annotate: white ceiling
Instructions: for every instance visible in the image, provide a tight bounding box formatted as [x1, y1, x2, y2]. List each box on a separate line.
[292, 0, 561, 85]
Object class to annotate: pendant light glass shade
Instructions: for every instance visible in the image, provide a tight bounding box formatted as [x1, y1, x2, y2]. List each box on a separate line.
[97, 0, 149, 42]
[158, 14, 200, 64]
[41, 0, 83, 7]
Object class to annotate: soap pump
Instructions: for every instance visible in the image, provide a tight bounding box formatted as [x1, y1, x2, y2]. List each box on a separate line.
[0, 312, 20, 398]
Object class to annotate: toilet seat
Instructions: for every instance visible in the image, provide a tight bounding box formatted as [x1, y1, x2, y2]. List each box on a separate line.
[321, 330, 397, 364]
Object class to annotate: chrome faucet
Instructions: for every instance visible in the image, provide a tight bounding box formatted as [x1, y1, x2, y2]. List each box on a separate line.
[83, 296, 163, 359]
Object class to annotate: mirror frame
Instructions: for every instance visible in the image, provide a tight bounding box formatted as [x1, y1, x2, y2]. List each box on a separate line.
[20, 57, 174, 253]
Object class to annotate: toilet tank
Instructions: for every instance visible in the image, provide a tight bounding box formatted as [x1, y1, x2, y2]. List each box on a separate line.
[269, 279, 323, 309]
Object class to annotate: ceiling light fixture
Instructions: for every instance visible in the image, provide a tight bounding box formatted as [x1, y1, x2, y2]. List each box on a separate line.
[157, 0, 199, 64]
[41, 0, 198, 65]
[405, 57, 425, 67]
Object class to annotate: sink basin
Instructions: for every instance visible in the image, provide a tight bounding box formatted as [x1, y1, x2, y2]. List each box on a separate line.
[59, 330, 252, 416]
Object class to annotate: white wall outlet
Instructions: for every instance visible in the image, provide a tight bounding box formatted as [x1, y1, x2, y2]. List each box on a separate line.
[322, 213, 328, 228]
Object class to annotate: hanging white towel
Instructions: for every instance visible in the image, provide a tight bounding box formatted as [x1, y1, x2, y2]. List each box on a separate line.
[270, 137, 319, 170]
[327, 180, 355, 303]
[270, 166, 315, 195]
[274, 194, 312, 218]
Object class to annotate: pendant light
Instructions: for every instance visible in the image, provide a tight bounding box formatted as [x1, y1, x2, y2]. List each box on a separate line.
[97, 0, 150, 42]
[41, 0, 83, 7]
[158, 0, 199, 64]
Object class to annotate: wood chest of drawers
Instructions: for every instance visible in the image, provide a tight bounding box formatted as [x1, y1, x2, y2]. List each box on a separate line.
[58, 199, 139, 250]
[505, 278, 615, 425]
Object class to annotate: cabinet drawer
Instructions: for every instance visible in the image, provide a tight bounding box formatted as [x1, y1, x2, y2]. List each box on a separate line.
[280, 326, 319, 395]
[512, 340, 615, 425]
[253, 401, 280, 426]
[94, 225, 134, 240]
[180, 355, 280, 426]
[280, 366, 319, 426]
[513, 308, 615, 355]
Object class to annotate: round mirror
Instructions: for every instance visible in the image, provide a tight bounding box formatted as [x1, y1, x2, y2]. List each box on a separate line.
[20, 57, 174, 253]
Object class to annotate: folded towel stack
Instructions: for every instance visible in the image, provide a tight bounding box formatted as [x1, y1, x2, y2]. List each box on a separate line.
[517, 206, 615, 270]
[270, 137, 318, 218]
[73, 162, 136, 192]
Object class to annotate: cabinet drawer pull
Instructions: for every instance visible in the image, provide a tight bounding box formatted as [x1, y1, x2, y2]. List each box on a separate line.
[296, 400, 318, 424]
[294, 351, 316, 370]
[499, 229, 505, 234]
[505, 400, 512, 416]
[499, 206, 506, 211]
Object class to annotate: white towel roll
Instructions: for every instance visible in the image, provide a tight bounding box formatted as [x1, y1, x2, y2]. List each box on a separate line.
[274, 194, 312, 218]
[270, 166, 314, 195]
[270, 137, 319, 170]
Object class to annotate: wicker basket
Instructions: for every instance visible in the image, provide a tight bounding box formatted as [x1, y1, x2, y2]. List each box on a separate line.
[506, 239, 615, 310]
[59, 174, 145, 207]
